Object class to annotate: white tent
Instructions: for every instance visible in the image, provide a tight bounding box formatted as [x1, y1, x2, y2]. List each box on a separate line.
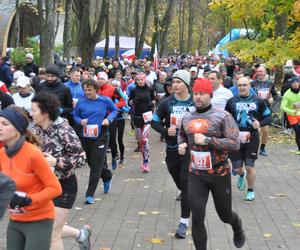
[95, 36, 151, 49]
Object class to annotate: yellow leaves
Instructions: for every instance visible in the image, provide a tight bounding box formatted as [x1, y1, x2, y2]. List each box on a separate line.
[293, 223, 300, 227]
[263, 233, 273, 238]
[138, 211, 147, 215]
[149, 238, 164, 244]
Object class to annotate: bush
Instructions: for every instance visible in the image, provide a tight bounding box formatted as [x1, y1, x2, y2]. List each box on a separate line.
[10, 47, 27, 69]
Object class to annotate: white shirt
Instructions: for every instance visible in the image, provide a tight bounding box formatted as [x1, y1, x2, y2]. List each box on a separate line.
[146, 71, 157, 86]
[211, 85, 233, 110]
[12, 92, 34, 113]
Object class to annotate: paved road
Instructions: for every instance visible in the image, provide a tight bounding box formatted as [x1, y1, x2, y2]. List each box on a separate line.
[1, 125, 300, 250]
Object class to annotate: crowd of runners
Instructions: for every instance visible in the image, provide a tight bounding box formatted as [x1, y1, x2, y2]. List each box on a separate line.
[0, 52, 300, 250]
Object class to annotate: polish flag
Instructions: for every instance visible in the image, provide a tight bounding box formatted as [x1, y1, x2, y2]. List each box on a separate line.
[121, 49, 136, 62]
[153, 44, 159, 71]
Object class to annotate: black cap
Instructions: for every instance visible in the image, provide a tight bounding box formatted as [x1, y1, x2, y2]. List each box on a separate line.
[46, 64, 60, 77]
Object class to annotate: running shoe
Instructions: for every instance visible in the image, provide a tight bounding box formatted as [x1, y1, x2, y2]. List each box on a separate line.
[85, 196, 94, 205]
[142, 162, 150, 173]
[246, 191, 255, 201]
[259, 148, 268, 156]
[112, 158, 118, 170]
[119, 157, 126, 164]
[103, 179, 112, 194]
[233, 219, 245, 248]
[106, 147, 111, 153]
[237, 172, 246, 191]
[134, 146, 141, 152]
[76, 225, 92, 250]
[175, 223, 188, 238]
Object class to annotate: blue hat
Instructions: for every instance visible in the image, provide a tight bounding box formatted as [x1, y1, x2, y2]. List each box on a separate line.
[0, 107, 28, 135]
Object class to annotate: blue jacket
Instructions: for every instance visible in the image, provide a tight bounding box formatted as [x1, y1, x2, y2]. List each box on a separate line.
[65, 80, 85, 99]
[0, 62, 13, 88]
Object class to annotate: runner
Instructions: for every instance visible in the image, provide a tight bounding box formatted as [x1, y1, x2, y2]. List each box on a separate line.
[152, 69, 193, 238]
[30, 92, 90, 250]
[128, 72, 155, 173]
[225, 77, 272, 201]
[251, 66, 277, 156]
[178, 78, 245, 250]
[280, 76, 300, 154]
[0, 106, 62, 250]
[74, 78, 117, 203]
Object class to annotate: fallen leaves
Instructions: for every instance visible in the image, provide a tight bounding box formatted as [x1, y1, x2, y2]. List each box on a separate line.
[149, 238, 164, 244]
[263, 233, 273, 238]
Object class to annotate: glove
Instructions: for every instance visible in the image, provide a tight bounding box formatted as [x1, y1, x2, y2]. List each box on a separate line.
[10, 193, 32, 209]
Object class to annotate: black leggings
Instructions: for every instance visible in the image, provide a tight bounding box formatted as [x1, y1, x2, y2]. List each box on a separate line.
[188, 173, 241, 250]
[117, 119, 126, 158]
[165, 150, 190, 218]
[292, 124, 300, 150]
[109, 119, 118, 159]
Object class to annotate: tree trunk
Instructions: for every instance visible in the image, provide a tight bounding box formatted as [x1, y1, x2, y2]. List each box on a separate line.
[115, 0, 121, 58]
[104, 0, 109, 57]
[136, 0, 153, 58]
[76, 0, 107, 66]
[187, 0, 194, 52]
[179, 0, 185, 54]
[160, 0, 175, 56]
[14, 0, 20, 47]
[63, 0, 73, 62]
[38, 0, 57, 67]
[134, 0, 140, 55]
[150, 0, 158, 58]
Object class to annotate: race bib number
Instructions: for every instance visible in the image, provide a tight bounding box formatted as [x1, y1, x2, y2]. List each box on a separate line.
[170, 113, 183, 128]
[83, 124, 99, 138]
[72, 98, 78, 108]
[143, 111, 153, 123]
[239, 131, 250, 144]
[191, 151, 212, 170]
[293, 102, 300, 109]
[257, 89, 270, 99]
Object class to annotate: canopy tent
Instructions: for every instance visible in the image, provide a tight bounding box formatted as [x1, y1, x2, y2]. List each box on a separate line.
[94, 36, 151, 58]
[212, 29, 251, 57]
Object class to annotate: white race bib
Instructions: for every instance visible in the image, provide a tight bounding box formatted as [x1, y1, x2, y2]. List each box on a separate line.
[170, 113, 184, 128]
[83, 124, 99, 138]
[239, 131, 250, 144]
[257, 89, 270, 99]
[191, 151, 212, 170]
[142, 111, 153, 123]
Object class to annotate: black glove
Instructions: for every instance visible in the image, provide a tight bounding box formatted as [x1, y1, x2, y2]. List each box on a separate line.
[9, 193, 32, 209]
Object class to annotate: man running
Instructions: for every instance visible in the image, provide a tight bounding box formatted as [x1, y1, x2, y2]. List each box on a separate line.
[152, 70, 193, 238]
[251, 66, 277, 156]
[178, 78, 245, 250]
[226, 77, 271, 201]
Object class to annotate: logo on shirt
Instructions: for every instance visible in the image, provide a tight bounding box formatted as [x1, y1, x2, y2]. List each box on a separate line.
[187, 118, 209, 134]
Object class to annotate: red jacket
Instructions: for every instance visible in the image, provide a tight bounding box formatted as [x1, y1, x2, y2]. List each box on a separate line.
[98, 84, 126, 109]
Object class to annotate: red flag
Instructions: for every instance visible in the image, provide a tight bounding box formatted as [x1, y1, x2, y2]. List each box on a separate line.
[121, 49, 136, 62]
[153, 44, 159, 71]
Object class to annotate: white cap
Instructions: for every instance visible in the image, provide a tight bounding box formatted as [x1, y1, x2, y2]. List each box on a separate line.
[13, 70, 25, 80]
[285, 60, 293, 67]
[16, 76, 30, 88]
[26, 53, 34, 60]
[190, 67, 198, 72]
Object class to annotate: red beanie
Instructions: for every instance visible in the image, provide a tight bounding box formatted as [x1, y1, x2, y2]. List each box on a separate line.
[192, 78, 213, 94]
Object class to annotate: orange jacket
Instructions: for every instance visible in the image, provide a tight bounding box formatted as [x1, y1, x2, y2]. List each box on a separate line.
[0, 141, 62, 222]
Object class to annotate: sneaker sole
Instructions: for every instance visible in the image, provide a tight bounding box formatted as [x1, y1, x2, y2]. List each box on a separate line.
[174, 232, 186, 239]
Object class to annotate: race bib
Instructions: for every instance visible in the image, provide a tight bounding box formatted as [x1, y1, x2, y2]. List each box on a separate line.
[142, 111, 153, 123]
[170, 113, 184, 128]
[191, 151, 212, 170]
[257, 89, 270, 99]
[72, 98, 79, 108]
[239, 131, 250, 144]
[293, 102, 300, 109]
[83, 124, 99, 138]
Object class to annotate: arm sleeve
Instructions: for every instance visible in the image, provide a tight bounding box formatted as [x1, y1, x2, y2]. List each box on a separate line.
[62, 88, 73, 115]
[0, 173, 16, 219]
[280, 94, 295, 115]
[114, 88, 126, 109]
[207, 113, 240, 151]
[29, 149, 62, 204]
[106, 98, 118, 122]
[177, 117, 188, 145]
[56, 127, 86, 171]
[258, 100, 272, 126]
[73, 101, 82, 124]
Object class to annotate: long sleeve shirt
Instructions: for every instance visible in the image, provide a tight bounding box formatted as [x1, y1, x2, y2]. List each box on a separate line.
[281, 89, 300, 116]
[0, 142, 62, 222]
[178, 105, 240, 176]
[74, 95, 118, 139]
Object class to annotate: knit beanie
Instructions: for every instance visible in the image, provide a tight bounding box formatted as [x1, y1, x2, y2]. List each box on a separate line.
[192, 78, 213, 95]
[0, 107, 28, 135]
[172, 70, 190, 87]
[46, 64, 60, 77]
[97, 71, 108, 81]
